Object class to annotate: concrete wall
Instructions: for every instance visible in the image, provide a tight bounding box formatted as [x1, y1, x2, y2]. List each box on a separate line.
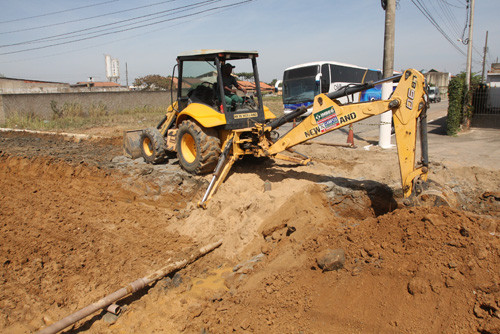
[424, 72, 450, 99]
[0, 91, 172, 124]
[0, 77, 129, 94]
[0, 77, 70, 94]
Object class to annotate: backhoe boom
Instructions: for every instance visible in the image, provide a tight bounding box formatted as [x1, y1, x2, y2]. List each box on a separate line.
[197, 69, 429, 208]
[266, 68, 428, 198]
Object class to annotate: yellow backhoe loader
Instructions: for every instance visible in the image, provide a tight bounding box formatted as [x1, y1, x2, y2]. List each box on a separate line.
[124, 50, 435, 208]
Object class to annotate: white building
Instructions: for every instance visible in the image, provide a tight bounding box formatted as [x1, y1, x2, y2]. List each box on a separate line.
[486, 63, 500, 87]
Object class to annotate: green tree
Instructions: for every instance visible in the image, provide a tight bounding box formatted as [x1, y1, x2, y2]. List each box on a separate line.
[235, 72, 254, 81]
[133, 74, 171, 90]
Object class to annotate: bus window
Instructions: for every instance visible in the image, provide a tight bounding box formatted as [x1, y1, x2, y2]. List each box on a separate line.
[364, 70, 382, 83]
[282, 61, 383, 116]
[330, 64, 366, 83]
[321, 64, 330, 93]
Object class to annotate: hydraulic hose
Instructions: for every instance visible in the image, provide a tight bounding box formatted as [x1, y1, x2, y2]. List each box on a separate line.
[268, 106, 308, 130]
[326, 74, 402, 101]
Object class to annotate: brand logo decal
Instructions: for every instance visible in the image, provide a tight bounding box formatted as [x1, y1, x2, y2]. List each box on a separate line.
[339, 112, 357, 124]
[304, 126, 321, 138]
[314, 106, 339, 133]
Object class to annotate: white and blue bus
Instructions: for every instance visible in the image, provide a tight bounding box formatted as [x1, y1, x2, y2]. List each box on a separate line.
[282, 61, 384, 116]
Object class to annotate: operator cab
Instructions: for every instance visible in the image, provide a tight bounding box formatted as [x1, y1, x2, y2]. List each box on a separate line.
[175, 50, 266, 130]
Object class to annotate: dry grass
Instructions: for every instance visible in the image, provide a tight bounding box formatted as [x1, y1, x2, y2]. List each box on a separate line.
[3, 106, 167, 132]
[2, 96, 283, 133]
[263, 95, 284, 117]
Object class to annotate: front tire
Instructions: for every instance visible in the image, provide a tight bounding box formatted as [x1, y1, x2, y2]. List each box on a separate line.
[140, 127, 167, 164]
[176, 120, 220, 174]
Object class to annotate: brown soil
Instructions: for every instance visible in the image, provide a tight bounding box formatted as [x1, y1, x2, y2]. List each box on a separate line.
[0, 131, 499, 334]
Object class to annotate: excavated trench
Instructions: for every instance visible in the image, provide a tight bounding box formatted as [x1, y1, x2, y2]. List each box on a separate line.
[1, 132, 499, 333]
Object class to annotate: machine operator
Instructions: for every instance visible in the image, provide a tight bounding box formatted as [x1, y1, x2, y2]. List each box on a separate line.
[221, 63, 247, 110]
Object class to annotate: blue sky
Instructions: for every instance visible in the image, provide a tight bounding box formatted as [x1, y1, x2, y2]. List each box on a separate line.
[0, 0, 498, 84]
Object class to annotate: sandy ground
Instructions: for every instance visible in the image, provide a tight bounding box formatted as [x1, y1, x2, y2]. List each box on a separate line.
[1, 104, 499, 334]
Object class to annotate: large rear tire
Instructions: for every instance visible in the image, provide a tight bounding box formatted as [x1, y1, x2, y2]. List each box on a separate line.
[176, 120, 220, 174]
[140, 127, 168, 164]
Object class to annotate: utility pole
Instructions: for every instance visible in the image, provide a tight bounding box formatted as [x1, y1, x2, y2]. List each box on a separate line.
[465, 0, 475, 91]
[481, 31, 488, 83]
[379, 0, 396, 149]
[462, 0, 475, 130]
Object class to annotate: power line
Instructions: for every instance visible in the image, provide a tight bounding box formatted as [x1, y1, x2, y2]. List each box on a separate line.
[0, 0, 179, 35]
[431, 0, 483, 59]
[0, 5, 237, 66]
[410, 0, 466, 56]
[0, 0, 220, 48]
[0, 0, 119, 24]
[436, 0, 462, 36]
[0, 0, 254, 56]
[439, 0, 465, 9]
[459, 0, 469, 44]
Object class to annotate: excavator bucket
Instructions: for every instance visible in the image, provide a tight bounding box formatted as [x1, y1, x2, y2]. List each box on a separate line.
[123, 129, 143, 159]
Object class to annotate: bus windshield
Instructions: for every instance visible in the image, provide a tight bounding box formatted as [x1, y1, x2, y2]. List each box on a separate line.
[282, 65, 319, 104]
[281, 61, 384, 116]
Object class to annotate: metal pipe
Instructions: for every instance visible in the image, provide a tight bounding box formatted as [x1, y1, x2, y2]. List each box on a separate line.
[37, 240, 223, 334]
[302, 140, 354, 148]
[419, 106, 429, 167]
[268, 74, 403, 132]
[268, 106, 308, 130]
[326, 74, 402, 101]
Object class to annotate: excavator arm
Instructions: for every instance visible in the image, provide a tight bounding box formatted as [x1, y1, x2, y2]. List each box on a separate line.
[198, 69, 429, 208]
[266, 68, 429, 198]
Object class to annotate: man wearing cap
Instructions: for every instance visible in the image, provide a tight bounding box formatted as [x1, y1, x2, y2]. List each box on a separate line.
[221, 63, 246, 111]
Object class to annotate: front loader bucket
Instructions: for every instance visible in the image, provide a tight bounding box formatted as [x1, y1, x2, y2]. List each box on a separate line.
[123, 130, 143, 159]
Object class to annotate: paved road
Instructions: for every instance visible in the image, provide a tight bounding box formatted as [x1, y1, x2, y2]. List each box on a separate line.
[276, 99, 500, 170]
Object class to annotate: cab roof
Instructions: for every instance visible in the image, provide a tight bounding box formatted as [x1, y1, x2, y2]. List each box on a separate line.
[177, 49, 259, 61]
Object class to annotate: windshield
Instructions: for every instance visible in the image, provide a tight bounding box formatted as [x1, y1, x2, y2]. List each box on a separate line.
[282, 65, 319, 104]
[180, 61, 217, 96]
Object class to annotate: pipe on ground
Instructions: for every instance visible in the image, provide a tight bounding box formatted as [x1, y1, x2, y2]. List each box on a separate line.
[37, 239, 223, 334]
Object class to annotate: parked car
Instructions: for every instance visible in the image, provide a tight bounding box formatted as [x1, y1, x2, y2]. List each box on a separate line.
[428, 86, 441, 103]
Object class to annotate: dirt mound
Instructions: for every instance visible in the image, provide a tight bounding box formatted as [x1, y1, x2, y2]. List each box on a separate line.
[0, 155, 195, 333]
[0, 131, 122, 168]
[1, 131, 499, 334]
[191, 206, 500, 334]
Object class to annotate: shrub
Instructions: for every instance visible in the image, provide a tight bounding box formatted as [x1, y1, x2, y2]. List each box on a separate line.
[446, 72, 480, 135]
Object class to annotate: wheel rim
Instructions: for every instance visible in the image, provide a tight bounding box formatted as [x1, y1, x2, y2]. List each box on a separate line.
[142, 137, 153, 157]
[181, 133, 196, 163]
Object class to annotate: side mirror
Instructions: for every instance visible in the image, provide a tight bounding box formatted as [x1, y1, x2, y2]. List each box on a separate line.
[315, 73, 322, 85]
[274, 80, 282, 93]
